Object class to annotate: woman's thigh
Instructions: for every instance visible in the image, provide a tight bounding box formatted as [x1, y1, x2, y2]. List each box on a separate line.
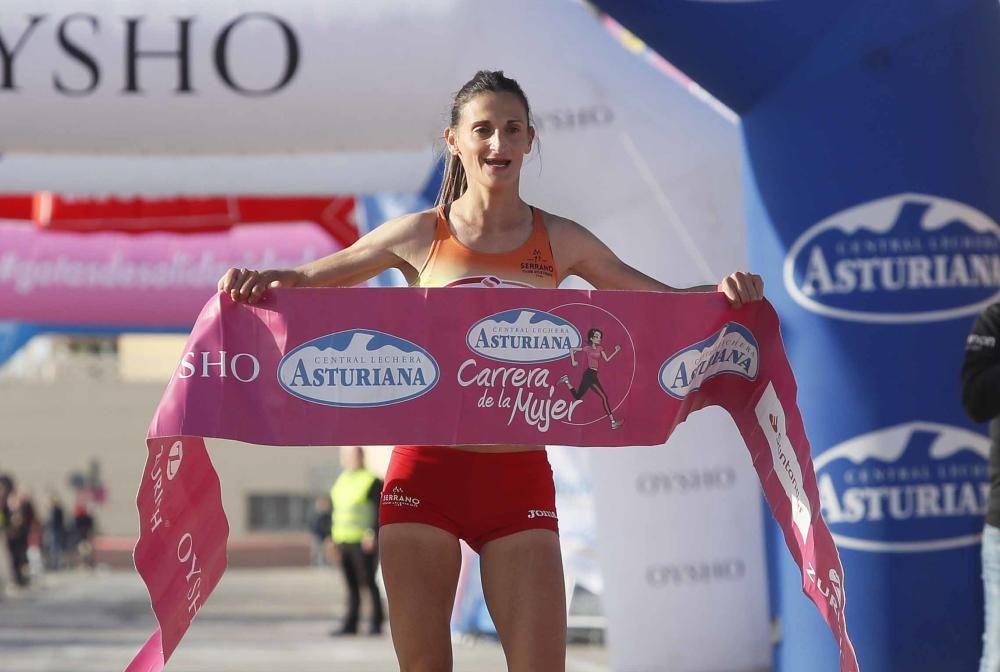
[480, 529, 566, 672]
[380, 523, 462, 672]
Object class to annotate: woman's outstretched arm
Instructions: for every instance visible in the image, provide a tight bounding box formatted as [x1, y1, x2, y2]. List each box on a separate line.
[547, 215, 764, 308]
[218, 211, 434, 303]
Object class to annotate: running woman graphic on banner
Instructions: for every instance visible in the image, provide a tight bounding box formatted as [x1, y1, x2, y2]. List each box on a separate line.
[559, 326, 625, 430]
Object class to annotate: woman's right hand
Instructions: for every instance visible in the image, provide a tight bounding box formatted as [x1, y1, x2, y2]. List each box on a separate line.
[217, 268, 301, 304]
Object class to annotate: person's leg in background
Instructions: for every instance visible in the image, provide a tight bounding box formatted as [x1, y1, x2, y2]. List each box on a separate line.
[981, 525, 1000, 672]
[361, 546, 385, 634]
[333, 543, 362, 635]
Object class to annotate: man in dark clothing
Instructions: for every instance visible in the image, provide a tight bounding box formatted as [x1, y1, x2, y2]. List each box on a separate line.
[329, 446, 385, 636]
[0, 474, 14, 590]
[73, 500, 96, 568]
[1, 477, 34, 587]
[45, 496, 66, 570]
[961, 303, 1000, 672]
[309, 495, 333, 566]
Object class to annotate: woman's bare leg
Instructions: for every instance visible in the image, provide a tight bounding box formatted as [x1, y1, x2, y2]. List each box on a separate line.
[480, 530, 567, 672]
[380, 523, 462, 672]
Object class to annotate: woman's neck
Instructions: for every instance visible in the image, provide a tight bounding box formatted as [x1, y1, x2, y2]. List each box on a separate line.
[449, 183, 528, 234]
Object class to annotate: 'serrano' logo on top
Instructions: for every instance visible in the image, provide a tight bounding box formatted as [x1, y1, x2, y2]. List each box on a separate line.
[466, 309, 582, 364]
[658, 323, 759, 399]
[784, 193, 1000, 323]
[278, 330, 438, 407]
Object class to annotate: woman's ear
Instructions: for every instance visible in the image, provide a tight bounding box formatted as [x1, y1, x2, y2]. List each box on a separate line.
[444, 127, 459, 156]
[526, 125, 536, 154]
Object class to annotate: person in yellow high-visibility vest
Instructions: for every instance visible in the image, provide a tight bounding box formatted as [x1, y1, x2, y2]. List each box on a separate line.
[329, 446, 385, 636]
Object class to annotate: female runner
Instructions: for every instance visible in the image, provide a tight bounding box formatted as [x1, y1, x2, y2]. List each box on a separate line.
[219, 70, 764, 672]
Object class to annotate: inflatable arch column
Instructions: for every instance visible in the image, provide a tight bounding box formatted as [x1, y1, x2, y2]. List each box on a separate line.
[594, 1, 1000, 669]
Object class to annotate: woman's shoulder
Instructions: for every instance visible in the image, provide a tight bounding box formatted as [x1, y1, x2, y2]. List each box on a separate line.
[383, 208, 438, 234]
[537, 209, 594, 246]
[370, 208, 438, 246]
[536, 209, 581, 233]
[365, 208, 440, 274]
[536, 210, 607, 272]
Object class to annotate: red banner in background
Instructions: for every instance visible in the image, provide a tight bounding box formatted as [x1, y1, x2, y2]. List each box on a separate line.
[0, 195, 32, 220]
[0, 195, 359, 248]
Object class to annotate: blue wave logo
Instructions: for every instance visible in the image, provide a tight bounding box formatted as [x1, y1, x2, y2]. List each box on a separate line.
[278, 330, 438, 407]
[784, 193, 1000, 323]
[815, 422, 989, 553]
[466, 309, 582, 364]
[659, 323, 758, 399]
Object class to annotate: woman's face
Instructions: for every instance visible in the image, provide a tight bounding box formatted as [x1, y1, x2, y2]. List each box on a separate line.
[591, 330, 603, 345]
[445, 91, 534, 192]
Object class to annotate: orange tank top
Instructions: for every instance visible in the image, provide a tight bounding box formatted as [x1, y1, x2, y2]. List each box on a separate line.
[414, 205, 559, 289]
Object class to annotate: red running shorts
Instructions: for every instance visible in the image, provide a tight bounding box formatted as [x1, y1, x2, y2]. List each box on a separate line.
[380, 445, 559, 553]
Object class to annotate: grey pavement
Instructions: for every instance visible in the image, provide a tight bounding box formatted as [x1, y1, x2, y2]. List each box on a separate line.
[0, 566, 610, 672]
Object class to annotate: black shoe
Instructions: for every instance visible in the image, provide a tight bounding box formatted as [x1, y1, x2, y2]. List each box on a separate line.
[330, 627, 358, 637]
[368, 623, 384, 636]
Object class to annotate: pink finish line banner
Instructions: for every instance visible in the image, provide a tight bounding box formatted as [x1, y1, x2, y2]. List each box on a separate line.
[127, 288, 858, 672]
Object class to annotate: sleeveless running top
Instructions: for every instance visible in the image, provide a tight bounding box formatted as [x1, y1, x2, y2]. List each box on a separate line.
[414, 205, 559, 289]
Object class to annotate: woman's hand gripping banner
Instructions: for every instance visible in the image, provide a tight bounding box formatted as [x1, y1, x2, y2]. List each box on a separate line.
[126, 287, 859, 672]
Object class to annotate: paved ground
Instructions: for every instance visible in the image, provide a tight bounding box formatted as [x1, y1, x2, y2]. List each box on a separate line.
[0, 566, 610, 672]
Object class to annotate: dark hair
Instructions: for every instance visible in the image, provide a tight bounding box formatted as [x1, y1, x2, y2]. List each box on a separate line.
[436, 70, 533, 207]
[587, 328, 603, 345]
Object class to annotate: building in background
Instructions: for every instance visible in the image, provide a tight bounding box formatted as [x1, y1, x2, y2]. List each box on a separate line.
[0, 336, 390, 544]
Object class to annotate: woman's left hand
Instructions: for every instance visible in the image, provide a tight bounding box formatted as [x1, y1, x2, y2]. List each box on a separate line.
[717, 272, 764, 309]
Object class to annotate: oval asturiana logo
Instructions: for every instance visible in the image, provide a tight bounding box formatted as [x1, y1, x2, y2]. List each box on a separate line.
[466, 308, 582, 364]
[658, 323, 759, 399]
[784, 193, 1000, 323]
[278, 329, 439, 407]
[815, 421, 989, 553]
